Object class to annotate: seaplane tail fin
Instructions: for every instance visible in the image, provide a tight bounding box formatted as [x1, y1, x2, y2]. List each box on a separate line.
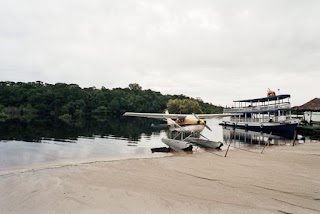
[166, 117, 174, 127]
[165, 110, 170, 126]
[166, 117, 181, 128]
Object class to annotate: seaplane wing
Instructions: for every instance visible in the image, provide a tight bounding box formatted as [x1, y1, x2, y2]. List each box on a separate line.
[195, 113, 241, 119]
[124, 111, 242, 133]
[123, 112, 240, 119]
[123, 112, 186, 120]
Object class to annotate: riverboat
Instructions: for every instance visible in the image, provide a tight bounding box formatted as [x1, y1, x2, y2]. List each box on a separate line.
[221, 91, 299, 138]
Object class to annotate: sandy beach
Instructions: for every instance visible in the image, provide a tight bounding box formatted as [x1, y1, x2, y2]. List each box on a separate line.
[0, 142, 319, 214]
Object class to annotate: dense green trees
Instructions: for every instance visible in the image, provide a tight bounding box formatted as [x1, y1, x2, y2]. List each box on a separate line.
[0, 81, 222, 125]
[167, 99, 202, 114]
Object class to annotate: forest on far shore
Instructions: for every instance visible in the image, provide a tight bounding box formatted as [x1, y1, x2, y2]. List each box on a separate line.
[0, 81, 222, 126]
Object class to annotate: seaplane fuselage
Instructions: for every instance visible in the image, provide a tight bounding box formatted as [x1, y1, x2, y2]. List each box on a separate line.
[167, 115, 206, 132]
[169, 125, 205, 132]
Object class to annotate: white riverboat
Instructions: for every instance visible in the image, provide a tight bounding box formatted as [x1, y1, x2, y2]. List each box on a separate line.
[221, 91, 299, 138]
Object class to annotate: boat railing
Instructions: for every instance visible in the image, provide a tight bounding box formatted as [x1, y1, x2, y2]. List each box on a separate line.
[224, 102, 290, 113]
[230, 118, 271, 123]
[229, 116, 296, 123]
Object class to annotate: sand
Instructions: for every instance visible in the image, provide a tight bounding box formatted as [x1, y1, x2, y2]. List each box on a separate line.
[0, 142, 319, 214]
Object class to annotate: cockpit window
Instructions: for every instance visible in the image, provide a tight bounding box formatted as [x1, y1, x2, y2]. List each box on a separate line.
[177, 118, 185, 123]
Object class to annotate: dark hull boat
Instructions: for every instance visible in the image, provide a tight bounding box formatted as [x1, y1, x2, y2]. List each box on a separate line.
[222, 92, 299, 139]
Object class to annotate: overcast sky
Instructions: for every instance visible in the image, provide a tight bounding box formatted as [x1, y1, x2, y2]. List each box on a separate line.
[0, 0, 319, 107]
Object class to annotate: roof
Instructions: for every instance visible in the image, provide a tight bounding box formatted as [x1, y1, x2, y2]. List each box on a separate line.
[234, 94, 291, 103]
[294, 98, 320, 111]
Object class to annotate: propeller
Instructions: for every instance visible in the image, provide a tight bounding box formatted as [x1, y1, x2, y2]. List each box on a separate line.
[192, 113, 212, 131]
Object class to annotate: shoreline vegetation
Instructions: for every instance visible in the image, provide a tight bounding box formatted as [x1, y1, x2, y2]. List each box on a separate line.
[0, 81, 222, 125]
[0, 81, 222, 142]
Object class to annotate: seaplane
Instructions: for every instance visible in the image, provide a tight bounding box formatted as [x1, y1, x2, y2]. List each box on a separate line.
[124, 110, 241, 151]
[123, 110, 239, 133]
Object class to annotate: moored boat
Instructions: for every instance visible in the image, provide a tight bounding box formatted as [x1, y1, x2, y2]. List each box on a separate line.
[221, 90, 299, 138]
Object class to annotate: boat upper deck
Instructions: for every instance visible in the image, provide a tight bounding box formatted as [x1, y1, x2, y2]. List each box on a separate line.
[233, 94, 290, 103]
[224, 94, 292, 114]
[224, 103, 291, 113]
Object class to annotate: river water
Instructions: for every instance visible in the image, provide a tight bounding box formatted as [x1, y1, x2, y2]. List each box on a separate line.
[0, 118, 309, 172]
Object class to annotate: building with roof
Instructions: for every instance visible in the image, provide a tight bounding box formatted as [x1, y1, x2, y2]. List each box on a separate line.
[295, 98, 320, 123]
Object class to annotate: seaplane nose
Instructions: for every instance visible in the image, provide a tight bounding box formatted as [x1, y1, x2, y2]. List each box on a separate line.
[199, 120, 205, 125]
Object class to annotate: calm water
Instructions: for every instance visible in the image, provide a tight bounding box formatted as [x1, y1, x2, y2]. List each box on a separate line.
[0, 118, 308, 171]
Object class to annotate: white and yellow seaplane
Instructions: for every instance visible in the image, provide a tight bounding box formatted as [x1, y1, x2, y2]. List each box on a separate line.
[124, 111, 231, 151]
[124, 110, 240, 151]
[124, 110, 239, 133]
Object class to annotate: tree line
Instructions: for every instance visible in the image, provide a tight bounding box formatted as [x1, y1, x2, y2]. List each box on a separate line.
[0, 81, 222, 126]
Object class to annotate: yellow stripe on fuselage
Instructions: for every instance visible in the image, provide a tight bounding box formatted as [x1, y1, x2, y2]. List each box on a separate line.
[177, 119, 205, 126]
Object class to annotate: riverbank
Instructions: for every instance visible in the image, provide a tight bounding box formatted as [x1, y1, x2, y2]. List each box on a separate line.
[0, 142, 319, 214]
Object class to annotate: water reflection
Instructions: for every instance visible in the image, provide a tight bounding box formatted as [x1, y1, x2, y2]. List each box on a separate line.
[0, 118, 170, 171]
[222, 126, 295, 148]
[0, 118, 310, 171]
[0, 117, 160, 142]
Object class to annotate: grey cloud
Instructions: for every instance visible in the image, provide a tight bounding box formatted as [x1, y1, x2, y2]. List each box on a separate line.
[0, 0, 319, 106]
